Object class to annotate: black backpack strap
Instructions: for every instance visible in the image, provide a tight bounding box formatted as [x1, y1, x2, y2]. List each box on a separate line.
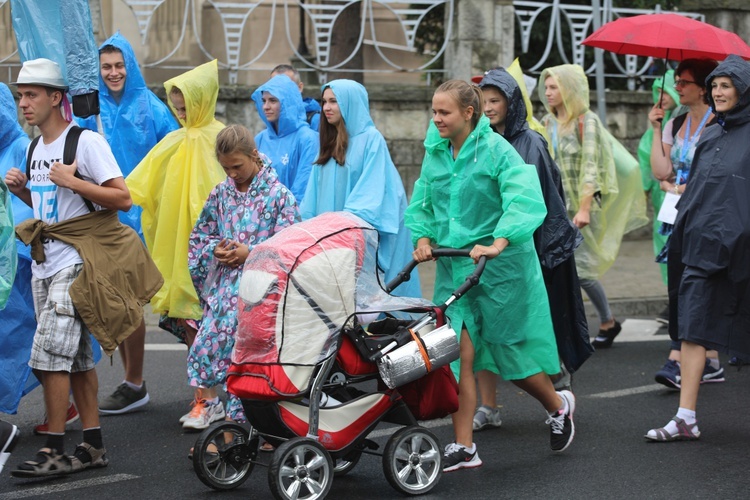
[64, 126, 95, 213]
[26, 136, 42, 180]
[671, 113, 687, 142]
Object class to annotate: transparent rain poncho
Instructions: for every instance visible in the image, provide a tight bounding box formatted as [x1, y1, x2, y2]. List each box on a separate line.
[539, 64, 647, 280]
[126, 60, 226, 319]
[228, 212, 431, 399]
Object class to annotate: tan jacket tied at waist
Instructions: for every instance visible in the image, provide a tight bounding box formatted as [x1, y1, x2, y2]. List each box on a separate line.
[16, 210, 164, 356]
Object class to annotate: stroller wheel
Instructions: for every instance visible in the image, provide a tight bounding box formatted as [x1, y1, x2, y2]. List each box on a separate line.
[193, 421, 256, 490]
[333, 450, 362, 476]
[382, 426, 442, 496]
[269, 437, 333, 500]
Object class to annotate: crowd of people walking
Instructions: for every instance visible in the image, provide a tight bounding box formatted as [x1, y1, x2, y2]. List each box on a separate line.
[1, 30, 749, 481]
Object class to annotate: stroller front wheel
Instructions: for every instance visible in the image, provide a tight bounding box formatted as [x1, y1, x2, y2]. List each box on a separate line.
[193, 421, 257, 490]
[269, 437, 333, 500]
[383, 425, 442, 496]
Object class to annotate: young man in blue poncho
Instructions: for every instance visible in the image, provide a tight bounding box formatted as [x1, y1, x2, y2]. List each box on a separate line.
[271, 64, 321, 131]
[79, 32, 179, 415]
[251, 74, 319, 203]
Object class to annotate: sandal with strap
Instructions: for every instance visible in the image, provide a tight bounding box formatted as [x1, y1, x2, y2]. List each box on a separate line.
[69, 442, 109, 472]
[11, 448, 72, 478]
[645, 417, 701, 442]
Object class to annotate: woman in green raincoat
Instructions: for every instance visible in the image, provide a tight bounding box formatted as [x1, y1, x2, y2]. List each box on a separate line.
[406, 80, 576, 473]
[540, 64, 647, 348]
[637, 70, 678, 288]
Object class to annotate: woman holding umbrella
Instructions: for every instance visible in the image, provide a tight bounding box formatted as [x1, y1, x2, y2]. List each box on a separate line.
[647, 59, 726, 391]
[646, 55, 750, 441]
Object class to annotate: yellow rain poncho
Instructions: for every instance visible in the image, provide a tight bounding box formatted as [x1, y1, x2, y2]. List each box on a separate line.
[539, 64, 647, 280]
[126, 60, 226, 319]
[506, 58, 554, 156]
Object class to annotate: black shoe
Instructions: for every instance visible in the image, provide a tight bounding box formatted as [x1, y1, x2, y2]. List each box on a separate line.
[547, 390, 576, 452]
[591, 321, 622, 348]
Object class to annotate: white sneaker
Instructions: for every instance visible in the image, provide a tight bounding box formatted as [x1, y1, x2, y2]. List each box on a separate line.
[179, 399, 199, 424]
[182, 400, 226, 430]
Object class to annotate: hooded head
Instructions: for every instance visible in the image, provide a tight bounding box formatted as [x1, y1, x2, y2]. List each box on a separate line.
[98, 32, 146, 100]
[538, 64, 589, 125]
[478, 67, 527, 139]
[706, 54, 750, 126]
[0, 83, 26, 148]
[164, 60, 219, 128]
[321, 80, 374, 137]
[251, 75, 308, 137]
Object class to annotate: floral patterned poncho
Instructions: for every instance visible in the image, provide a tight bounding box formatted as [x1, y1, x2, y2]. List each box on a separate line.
[187, 160, 299, 421]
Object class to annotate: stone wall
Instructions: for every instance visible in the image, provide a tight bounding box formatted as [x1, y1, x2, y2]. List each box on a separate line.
[151, 83, 653, 200]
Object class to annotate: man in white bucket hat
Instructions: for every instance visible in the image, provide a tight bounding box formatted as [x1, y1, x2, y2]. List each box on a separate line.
[4, 58, 132, 477]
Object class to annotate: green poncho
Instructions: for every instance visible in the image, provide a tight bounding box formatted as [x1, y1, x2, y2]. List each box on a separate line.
[0, 178, 15, 308]
[636, 70, 679, 285]
[539, 64, 648, 280]
[405, 116, 559, 381]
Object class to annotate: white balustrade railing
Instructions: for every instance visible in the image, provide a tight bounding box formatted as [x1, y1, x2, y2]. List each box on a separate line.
[0, 0, 706, 84]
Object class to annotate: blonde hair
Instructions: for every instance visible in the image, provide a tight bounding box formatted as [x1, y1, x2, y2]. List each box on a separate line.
[435, 80, 483, 129]
[215, 124, 263, 168]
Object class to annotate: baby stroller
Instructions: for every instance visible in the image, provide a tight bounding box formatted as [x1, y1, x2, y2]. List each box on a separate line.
[191, 212, 486, 499]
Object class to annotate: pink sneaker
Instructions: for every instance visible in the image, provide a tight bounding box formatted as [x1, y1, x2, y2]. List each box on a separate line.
[33, 402, 79, 435]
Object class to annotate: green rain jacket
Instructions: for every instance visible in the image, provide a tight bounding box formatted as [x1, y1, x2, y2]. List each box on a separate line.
[637, 70, 679, 285]
[539, 64, 648, 281]
[405, 116, 559, 380]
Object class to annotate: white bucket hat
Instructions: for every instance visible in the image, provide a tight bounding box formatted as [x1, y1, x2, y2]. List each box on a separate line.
[12, 58, 68, 90]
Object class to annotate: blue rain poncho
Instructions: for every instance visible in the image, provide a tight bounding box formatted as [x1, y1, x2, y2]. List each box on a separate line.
[405, 117, 559, 380]
[0, 82, 40, 414]
[303, 97, 321, 131]
[252, 75, 318, 203]
[637, 70, 679, 285]
[539, 64, 648, 281]
[78, 32, 178, 238]
[300, 80, 421, 298]
[126, 60, 226, 320]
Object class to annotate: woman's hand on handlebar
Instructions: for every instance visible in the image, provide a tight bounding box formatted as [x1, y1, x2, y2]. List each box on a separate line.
[469, 238, 508, 264]
[413, 238, 434, 262]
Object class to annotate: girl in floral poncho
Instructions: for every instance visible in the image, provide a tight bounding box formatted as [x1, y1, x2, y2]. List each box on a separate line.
[184, 125, 299, 430]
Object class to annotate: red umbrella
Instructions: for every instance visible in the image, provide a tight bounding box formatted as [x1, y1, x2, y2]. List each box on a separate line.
[582, 13, 750, 61]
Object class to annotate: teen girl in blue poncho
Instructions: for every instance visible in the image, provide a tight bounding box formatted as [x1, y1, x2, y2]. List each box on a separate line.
[300, 79, 421, 297]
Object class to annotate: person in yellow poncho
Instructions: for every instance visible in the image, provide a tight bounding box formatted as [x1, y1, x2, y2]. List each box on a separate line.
[126, 60, 225, 347]
[539, 64, 647, 349]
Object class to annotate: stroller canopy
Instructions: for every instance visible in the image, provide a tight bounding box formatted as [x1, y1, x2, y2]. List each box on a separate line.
[234, 212, 431, 371]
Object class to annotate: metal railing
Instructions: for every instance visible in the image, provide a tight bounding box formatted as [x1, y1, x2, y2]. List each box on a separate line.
[0, 0, 705, 85]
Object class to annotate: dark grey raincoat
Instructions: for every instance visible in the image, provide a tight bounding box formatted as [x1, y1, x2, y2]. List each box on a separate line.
[479, 68, 593, 372]
[668, 54, 750, 361]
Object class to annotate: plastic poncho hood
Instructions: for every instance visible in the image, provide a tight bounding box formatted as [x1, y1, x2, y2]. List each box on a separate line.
[125, 60, 226, 319]
[252, 75, 309, 137]
[706, 54, 750, 128]
[479, 67, 529, 141]
[323, 79, 374, 137]
[0, 84, 26, 148]
[538, 64, 590, 130]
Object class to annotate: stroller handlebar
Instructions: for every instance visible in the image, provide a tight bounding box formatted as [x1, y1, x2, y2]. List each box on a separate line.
[384, 248, 487, 308]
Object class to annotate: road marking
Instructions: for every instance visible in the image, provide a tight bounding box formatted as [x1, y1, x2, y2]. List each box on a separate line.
[144, 344, 186, 351]
[588, 384, 665, 399]
[605, 319, 667, 343]
[0, 474, 138, 499]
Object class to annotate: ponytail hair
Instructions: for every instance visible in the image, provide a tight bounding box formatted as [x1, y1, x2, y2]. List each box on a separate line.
[435, 80, 483, 130]
[215, 124, 263, 169]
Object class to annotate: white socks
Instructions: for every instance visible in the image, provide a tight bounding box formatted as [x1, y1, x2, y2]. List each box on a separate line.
[124, 380, 143, 391]
[661, 407, 698, 435]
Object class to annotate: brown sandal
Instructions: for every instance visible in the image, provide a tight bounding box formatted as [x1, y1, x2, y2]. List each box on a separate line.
[11, 448, 72, 478]
[69, 442, 109, 472]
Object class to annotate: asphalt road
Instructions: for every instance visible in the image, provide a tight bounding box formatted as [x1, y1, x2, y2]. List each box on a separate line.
[2, 321, 749, 499]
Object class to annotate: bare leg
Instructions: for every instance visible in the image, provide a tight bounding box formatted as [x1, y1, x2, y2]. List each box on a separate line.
[669, 348, 718, 363]
[71, 369, 101, 430]
[121, 319, 146, 386]
[476, 370, 498, 408]
[678, 341, 705, 411]
[40, 371, 71, 434]
[452, 329, 475, 448]
[511, 372, 562, 413]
